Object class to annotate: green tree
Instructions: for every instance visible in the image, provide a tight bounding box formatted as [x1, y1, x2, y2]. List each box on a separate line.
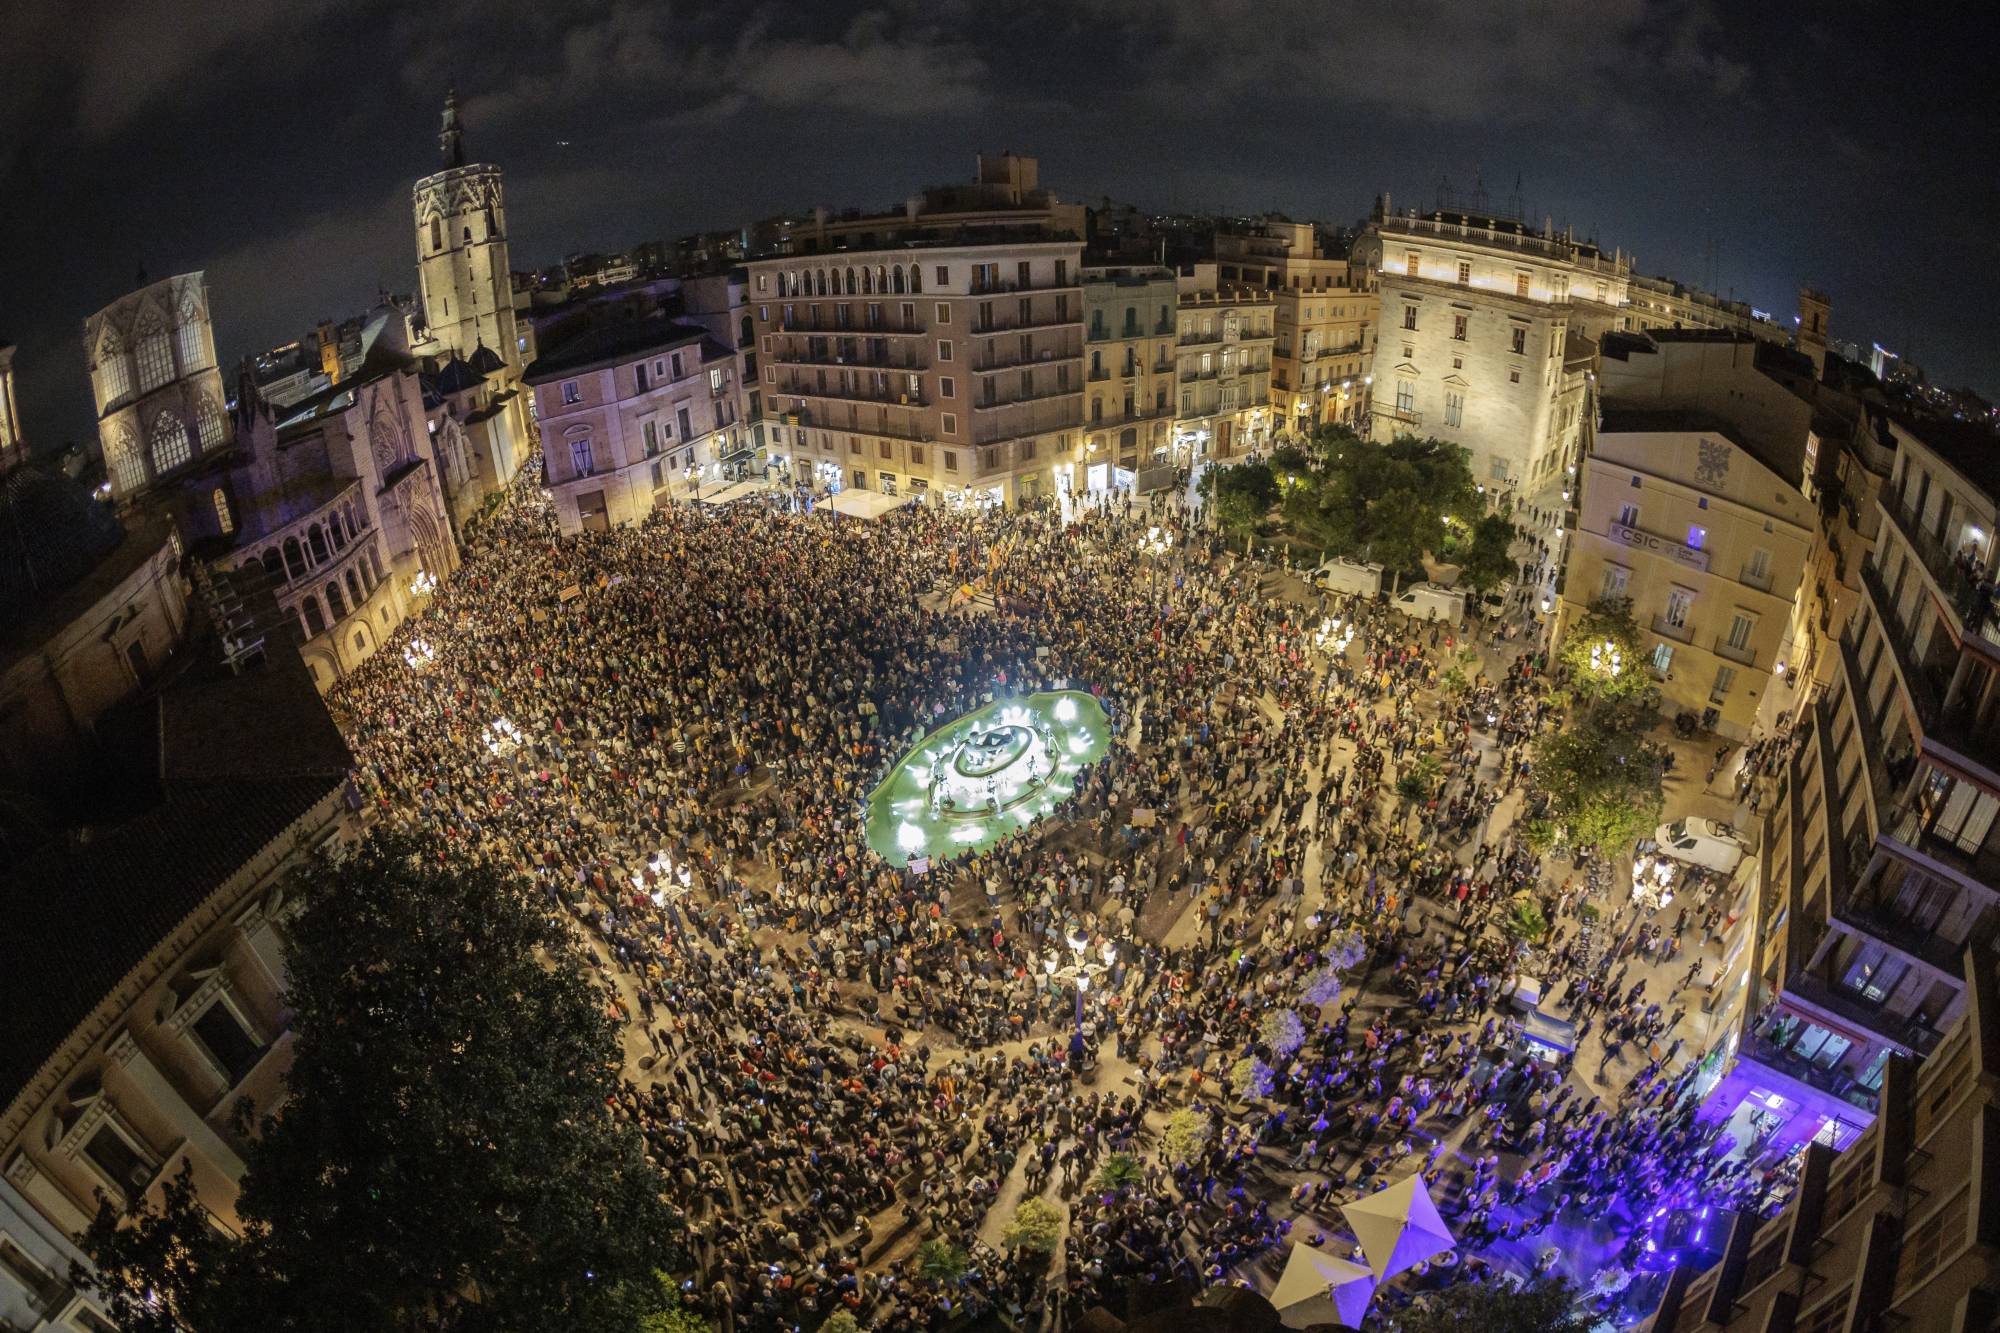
[1556, 596, 1655, 705]
[641, 1277, 711, 1333]
[1283, 434, 1480, 590]
[1093, 1153, 1144, 1194]
[76, 835, 685, 1333]
[1202, 461, 1280, 550]
[915, 1241, 970, 1284]
[1159, 1108, 1210, 1165]
[1531, 696, 1668, 855]
[1381, 1278, 1592, 1333]
[1000, 1197, 1065, 1254]
[1504, 893, 1551, 942]
[817, 1313, 860, 1333]
[1457, 513, 1519, 594]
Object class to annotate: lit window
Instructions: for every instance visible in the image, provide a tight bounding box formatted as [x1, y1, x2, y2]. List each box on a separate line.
[1444, 391, 1464, 428]
[570, 437, 594, 477]
[1402, 306, 1417, 331]
[1457, 261, 1471, 285]
[149, 410, 190, 474]
[1452, 315, 1468, 341]
[135, 319, 174, 391]
[1688, 524, 1707, 550]
[1651, 642, 1675, 673]
[561, 380, 581, 405]
[212, 488, 233, 534]
[196, 397, 225, 449]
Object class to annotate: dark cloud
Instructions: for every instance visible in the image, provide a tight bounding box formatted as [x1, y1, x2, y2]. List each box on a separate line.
[2, 1, 1995, 452]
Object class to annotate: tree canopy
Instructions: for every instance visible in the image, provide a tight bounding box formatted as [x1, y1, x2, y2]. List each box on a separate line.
[1556, 596, 1656, 704]
[77, 834, 685, 1333]
[1381, 1279, 1593, 1333]
[1280, 433, 1480, 581]
[1531, 694, 1669, 855]
[1200, 460, 1280, 548]
[1455, 513, 1519, 594]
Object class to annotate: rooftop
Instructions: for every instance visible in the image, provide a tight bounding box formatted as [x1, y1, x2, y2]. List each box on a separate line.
[1897, 414, 2000, 502]
[0, 619, 351, 1108]
[522, 315, 721, 383]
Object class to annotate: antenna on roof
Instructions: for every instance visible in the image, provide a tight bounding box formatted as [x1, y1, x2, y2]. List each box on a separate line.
[1471, 171, 1488, 215]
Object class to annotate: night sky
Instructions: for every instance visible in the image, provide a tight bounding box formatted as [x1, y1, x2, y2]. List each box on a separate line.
[4, 1, 1996, 452]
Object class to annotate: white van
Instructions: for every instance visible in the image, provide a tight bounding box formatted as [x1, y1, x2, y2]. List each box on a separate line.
[1654, 817, 1748, 874]
[1392, 583, 1465, 623]
[1312, 556, 1384, 597]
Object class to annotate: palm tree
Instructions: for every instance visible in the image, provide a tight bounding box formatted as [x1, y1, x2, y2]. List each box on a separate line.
[1093, 1152, 1143, 1196]
[916, 1240, 969, 1285]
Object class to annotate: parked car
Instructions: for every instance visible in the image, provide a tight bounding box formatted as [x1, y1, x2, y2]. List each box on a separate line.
[1654, 816, 1748, 873]
[1391, 583, 1465, 623]
[1311, 556, 1384, 597]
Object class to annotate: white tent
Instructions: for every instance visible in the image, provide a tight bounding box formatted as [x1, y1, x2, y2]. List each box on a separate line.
[1269, 1242, 1376, 1328]
[827, 489, 916, 520]
[1340, 1174, 1456, 1281]
[696, 479, 766, 507]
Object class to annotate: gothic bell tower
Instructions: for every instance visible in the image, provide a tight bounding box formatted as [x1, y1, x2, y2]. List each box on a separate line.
[411, 90, 518, 371]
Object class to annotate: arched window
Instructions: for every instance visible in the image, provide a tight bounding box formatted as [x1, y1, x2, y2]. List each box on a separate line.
[308, 525, 329, 563]
[845, 267, 857, 295]
[196, 397, 225, 449]
[325, 580, 346, 619]
[430, 217, 443, 251]
[149, 410, 190, 474]
[861, 267, 873, 294]
[328, 517, 346, 550]
[96, 331, 132, 404]
[176, 294, 208, 371]
[283, 537, 306, 579]
[108, 426, 145, 495]
[892, 268, 906, 294]
[260, 549, 285, 583]
[462, 226, 472, 243]
[301, 594, 327, 637]
[909, 265, 922, 294]
[345, 567, 363, 606]
[213, 488, 234, 534]
[135, 315, 174, 391]
[739, 314, 752, 347]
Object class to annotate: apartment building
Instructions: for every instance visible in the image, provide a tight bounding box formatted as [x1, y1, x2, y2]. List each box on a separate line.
[1643, 961, 2000, 1333]
[1214, 220, 1376, 432]
[1081, 267, 1178, 491]
[753, 152, 1085, 258]
[523, 317, 744, 533]
[1562, 410, 1817, 737]
[1174, 266, 1276, 464]
[1692, 415, 2000, 1171]
[1621, 273, 1791, 343]
[745, 239, 1086, 509]
[1365, 198, 1625, 507]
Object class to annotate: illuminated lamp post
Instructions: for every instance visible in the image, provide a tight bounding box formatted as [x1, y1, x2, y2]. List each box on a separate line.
[1046, 932, 1117, 1067]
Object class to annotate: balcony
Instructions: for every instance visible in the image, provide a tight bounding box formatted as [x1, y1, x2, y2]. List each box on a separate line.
[974, 348, 1082, 374]
[973, 384, 1082, 412]
[779, 317, 927, 337]
[1087, 367, 1111, 382]
[1859, 556, 1947, 725]
[778, 383, 931, 411]
[1886, 805, 2000, 888]
[1829, 885, 1972, 978]
[1785, 971, 1942, 1056]
[1373, 405, 1422, 429]
[968, 277, 1080, 296]
[1738, 1028, 1880, 1113]
[771, 350, 929, 372]
[1652, 613, 1694, 644]
[969, 312, 1083, 336]
[1878, 490, 2000, 649]
[1713, 634, 1758, 667]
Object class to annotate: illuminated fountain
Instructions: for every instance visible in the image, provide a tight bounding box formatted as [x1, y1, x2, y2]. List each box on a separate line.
[867, 690, 1111, 865]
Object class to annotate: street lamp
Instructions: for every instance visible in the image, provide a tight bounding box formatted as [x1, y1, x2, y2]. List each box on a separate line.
[409, 570, 438, 598]
[483, 716, 523, 759]
[1588, 639, 1622, 677]
[402, 637, 436, 670]
[1139, 525, 1171, 601]
[1046, 931, 1114, 1066]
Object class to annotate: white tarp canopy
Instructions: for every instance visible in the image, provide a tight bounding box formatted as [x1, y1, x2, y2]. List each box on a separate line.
[1269, 1242, 1376, 1329]
[1340, 1174, 1456, 1281]
[827, 489, 917, 520]
[697, 479, 766, 507]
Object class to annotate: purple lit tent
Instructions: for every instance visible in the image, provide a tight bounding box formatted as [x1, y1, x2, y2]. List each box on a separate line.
[1269, 1242, 1376, 1328]
[1339, 1174, 1455, 1281]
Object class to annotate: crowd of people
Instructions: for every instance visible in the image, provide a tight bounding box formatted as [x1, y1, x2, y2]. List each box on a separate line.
[332, 462, 1770, 1332]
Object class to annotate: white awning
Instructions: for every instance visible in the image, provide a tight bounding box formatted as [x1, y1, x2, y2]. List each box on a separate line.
[827, 489, 917, 520]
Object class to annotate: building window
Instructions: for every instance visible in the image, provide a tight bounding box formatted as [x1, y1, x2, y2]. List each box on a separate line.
[1443, 391, 1464, 428]
[709, 368, 724, 393]
[670, 352, 685, 378]
[84, 1122, 156, 1199]
[1451, 314, 1468, 341]
[1509, 369, 1521, 383]
[175, 319, 208, 372]
[1456, 261, 1471, 285]
[1395, 381, 1414, 413]
[944, 450, 958, 471]
[635, 363, 649, 392]
[940, 376, 955, 399]
[937, 340, 953, 362]
[643, 420, 659, 455]
[1516, 271, 1530, 297]
[942, 413, 957, 436]
[1688, 524, 1707, 550]
[1650, 642, 1674, 674]
[1617, 503, 1640, 527]
[561, 380, 582, 405]
[570, 437, 594, 477]
[1711, 665, 1737, 703]
[1746, 547, 1772, 585]
[1726, 613, 1755, 651]
[1489, 457, 1509, 482]
[1510, 327, 1526, 354]
[1664, 587, 1694, 628]
[96, 338, 133, 404]
[677, 407, 692, 439]
[192, 997, 267, 1087]
[135, 320, 174, 391]
[910, 445, 924, 467]
[149, 410, 191, 474]
[1404, 251, 1418, 277]
[1599, 563, 1630, 599]
[878, 441, 892, 460]
[213, 487, 233, 534]
[1402, 306, 1417, 331]
[196, 396, 225, 449]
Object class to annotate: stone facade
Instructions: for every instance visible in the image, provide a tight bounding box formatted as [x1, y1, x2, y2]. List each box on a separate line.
[1174, 271, 1276, 464]
[1081, 267, 1178, 490]
[747, 240, 1086, 509]
[82, 273, 230, 505]
[1215, 220, 1377, 433]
